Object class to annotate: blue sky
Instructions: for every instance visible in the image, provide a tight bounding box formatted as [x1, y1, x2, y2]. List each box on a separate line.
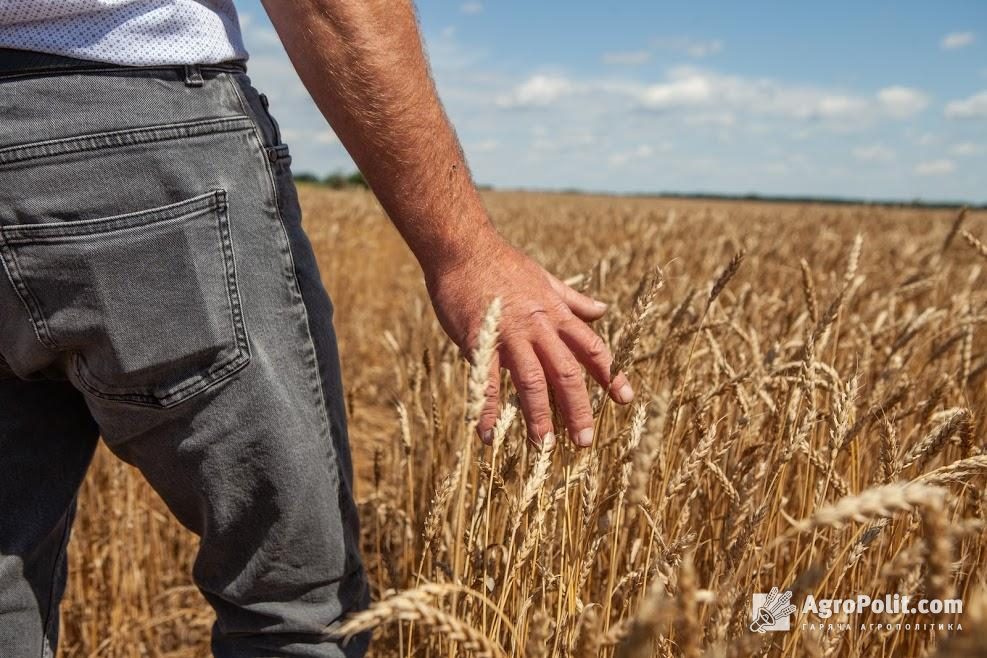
[233, 1, 986, 202]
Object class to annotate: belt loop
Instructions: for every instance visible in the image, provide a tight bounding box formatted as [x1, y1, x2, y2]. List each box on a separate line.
[183, 65, 204, 87]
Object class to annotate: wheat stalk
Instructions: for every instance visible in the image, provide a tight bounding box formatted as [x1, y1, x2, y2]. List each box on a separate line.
[332, 593, 507, 658]
[791, 483, 946, 534]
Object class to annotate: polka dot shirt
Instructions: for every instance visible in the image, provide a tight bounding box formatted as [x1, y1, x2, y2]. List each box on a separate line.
[0, 0, 248, 65]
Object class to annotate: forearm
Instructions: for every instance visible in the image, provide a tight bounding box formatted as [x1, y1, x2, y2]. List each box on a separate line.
[263, 0, 634, 447]
[261, 0, 498, 277]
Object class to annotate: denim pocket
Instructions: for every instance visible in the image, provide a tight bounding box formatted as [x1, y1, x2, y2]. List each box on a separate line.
[0, 190, 249, 407]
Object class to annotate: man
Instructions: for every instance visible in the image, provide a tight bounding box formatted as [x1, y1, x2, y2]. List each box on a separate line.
[0, 1, 634, 656]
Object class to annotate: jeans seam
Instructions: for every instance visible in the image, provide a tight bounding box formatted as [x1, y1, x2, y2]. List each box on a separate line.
[267, 165, 340, 484]
[0, 237, 59, 349]
[72, 349, 251, 408]
[227, 75, 342, 488]
[0, 190, 223, 242]
[0, 116, 254, 166]
[223, 72, 251, 118]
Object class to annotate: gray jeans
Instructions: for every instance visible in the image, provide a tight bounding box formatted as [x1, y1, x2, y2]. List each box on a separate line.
[0, 53, 369, 657]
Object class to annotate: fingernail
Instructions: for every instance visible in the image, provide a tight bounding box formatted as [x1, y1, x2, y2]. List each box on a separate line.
[480, 429, 493, 444]
[541, 432, 556, 450]
[615, 382, 635, 404]
[593, 300, 607, 311]
[577, 428, 594, 447]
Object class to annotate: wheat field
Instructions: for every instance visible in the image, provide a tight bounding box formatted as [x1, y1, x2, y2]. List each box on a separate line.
[58, 187, 987, 657]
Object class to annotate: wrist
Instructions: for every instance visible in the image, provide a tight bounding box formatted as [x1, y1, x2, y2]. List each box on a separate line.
[419, 222, 506, 286]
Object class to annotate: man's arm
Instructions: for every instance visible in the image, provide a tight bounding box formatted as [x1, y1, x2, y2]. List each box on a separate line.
[262, 0, 633, 447]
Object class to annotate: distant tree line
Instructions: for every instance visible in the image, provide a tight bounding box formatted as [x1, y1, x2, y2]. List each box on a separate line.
[292, 174, 984, 209]
[294, 170, 368, 189]
[648, 191, 985, 210]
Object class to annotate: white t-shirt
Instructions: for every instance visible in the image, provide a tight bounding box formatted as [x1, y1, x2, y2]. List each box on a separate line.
[0, 1, 248, 66]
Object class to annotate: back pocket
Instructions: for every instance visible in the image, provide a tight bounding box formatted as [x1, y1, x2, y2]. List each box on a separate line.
[0, 190, 249, 407]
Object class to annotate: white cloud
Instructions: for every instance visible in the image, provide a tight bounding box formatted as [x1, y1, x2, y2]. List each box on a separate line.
[496, 74, 579, 108]
[853, 145, 895, 162]
[653, 37, 724, 58]
[877, 86, 930, 118]
[601, 37, 722, 66]
[639, 75, 714, 109]
[633, 68, 922, 122]
[497, 67, 931, 127]
[950, 142, 984, 156]
[602, 50, 651, 66]
[914, 159, 956, 176]
[424, 25, 487, 74]
[814, 95, 868, 118]
[945, 90, 987, 119]
[609, 144, 656, 166]
[941, 32, 975, 50]
[239, 12, 281, 49]
[460, 2, 483, 14]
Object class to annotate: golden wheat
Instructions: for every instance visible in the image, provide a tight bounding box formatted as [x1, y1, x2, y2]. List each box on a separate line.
[59, 190, 986, 657]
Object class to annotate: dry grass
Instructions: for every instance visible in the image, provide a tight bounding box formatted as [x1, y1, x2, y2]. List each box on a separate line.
[60, 188, 987, 657]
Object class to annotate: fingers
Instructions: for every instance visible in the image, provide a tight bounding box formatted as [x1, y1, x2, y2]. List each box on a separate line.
[503, 342, 556, 447]
[559, 318, 634, 404]
[547, 272, 607, 322]
[476, 351, 500, 444]
[534, 336, 596, 447]
[476, 272, 630, 450]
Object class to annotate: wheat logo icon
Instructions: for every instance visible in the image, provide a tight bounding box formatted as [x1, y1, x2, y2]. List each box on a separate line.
[750, 587, 796, 632]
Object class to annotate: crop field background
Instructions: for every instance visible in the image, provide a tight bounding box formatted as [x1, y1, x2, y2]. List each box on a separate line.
[59, 187, 987, 657]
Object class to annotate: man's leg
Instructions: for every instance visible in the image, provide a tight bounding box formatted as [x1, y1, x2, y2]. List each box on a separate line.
[0, 65, 368, 656]
[95, 266, 370, 657]
[89, 83, 370, 657]
[0, 374, 100, 657]
[94, 172, 371, 656]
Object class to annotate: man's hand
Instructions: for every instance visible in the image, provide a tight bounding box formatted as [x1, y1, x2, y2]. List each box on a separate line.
[262, 0, 633, 446]
[426, 231, 634, 447]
